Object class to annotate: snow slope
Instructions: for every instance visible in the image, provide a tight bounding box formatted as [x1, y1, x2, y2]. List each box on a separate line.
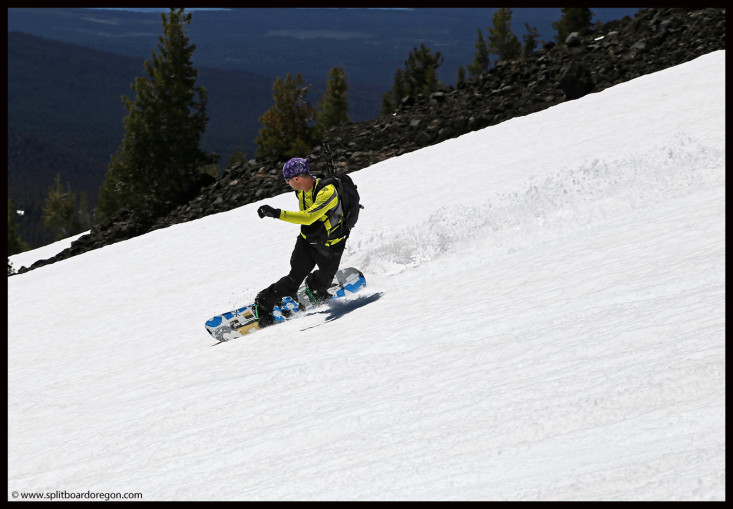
[8, 51, 725, 501]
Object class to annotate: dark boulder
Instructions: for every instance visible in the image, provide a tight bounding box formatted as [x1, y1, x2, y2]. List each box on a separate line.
[558, 60, 595, 100]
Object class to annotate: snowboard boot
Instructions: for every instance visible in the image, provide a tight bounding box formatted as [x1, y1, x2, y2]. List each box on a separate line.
[304, 275, 331, 307]
[253, 293, 276, 328]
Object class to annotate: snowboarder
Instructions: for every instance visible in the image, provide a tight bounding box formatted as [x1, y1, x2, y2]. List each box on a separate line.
[254, 157, 347, 327]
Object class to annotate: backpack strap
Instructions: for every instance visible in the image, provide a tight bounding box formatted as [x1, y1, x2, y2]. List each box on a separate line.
[312, 175, 341, 199]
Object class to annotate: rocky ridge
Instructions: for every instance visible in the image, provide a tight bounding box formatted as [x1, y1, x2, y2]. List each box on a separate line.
[15, 7, 725, 274]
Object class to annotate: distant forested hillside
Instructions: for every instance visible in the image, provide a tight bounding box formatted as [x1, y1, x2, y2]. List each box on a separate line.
[7, 31, 276, 247]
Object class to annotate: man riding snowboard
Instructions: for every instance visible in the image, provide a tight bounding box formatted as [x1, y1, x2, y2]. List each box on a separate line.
[254, 157, 347, 327]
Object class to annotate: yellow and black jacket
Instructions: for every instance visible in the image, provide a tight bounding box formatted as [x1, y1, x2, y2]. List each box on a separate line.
[277, 178, 344, 246]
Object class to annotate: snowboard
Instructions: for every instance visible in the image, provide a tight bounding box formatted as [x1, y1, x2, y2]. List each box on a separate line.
[205, 267, 366, 343]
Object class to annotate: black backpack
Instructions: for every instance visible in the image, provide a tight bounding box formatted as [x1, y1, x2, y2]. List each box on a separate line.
[314, 142, 363, 236]
[313, 172, 362, 234]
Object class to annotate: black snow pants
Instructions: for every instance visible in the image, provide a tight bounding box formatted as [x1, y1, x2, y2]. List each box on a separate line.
[255, 235, 346, 315]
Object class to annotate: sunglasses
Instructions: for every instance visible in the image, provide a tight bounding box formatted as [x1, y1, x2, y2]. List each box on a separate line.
[285, 174, 301, 184]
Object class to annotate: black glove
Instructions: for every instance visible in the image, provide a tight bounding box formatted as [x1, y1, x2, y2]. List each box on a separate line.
[257, 205, 280, 219]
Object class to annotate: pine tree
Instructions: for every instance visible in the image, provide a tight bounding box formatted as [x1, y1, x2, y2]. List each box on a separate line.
[456, 65, 466, 86]
[381, 43, 444, 115]
[381, 67, 408, 114]
[466, 28, 490, 78]
[42, 173, 77, 241]
[393, 68, 408, 102]
[552, 8, 594, 43]
[315, 66, 349, 139]
[226, 147, 248, 169]
[487, 8, 522, 62]
[405, 43, 444, 96]
[8, 198, 30, 256]
[97, 8, 216, 221]
[74, 192, 92, 236]
[522, 23, 541, 58]
[381, 92, 396, 118]
[256, 73, 317, 160]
